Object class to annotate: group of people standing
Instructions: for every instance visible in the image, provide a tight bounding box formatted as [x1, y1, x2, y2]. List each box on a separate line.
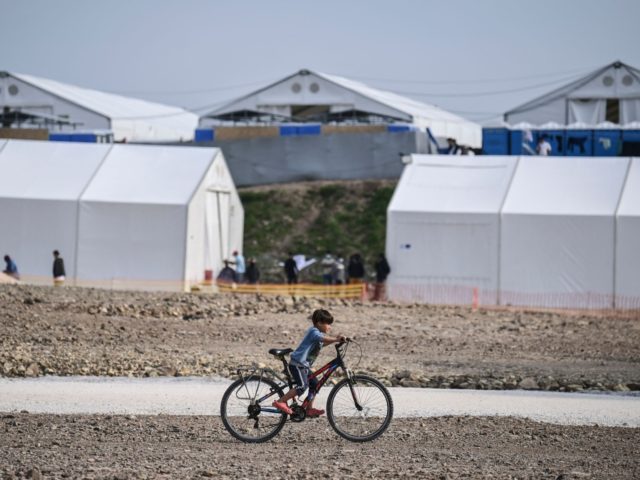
[283, 251, 391, 301]
[2, 250, 66, 284]
[216, 250, 260, 285]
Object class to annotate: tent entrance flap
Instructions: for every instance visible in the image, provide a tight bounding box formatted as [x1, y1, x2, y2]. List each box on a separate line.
[205, 190, 231, 276]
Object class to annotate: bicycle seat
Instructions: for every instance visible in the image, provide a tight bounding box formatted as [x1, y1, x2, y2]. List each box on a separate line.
[269, 348, 293, 358]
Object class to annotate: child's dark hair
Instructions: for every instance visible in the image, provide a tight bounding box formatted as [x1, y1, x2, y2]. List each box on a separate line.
[310, 309, 333, 325]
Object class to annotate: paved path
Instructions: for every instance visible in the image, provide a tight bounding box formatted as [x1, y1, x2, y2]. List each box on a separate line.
[1, 376, 639, 427]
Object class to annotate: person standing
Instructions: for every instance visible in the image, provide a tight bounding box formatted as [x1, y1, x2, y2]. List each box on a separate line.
[536, 135, 552, 156]
[446, 137, 461, 155]
[347, 253, 365, 284]
[216, 260, 237, 284]
[332, 257, 346, 285]
[373, 253, 391, 301]
[246, 258, 260, 285]
[231, 250, 246, 283]
[3, 255, 19, 280]
[52, 250, 66, 286]
[284, 252, 299, 284]
[320, 251, 336, 285]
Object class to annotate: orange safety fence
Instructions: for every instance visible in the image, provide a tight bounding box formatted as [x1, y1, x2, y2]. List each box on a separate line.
[216, 282, 367, 300]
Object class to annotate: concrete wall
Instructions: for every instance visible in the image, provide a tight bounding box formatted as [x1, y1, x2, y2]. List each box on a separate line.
[191, 130, 428, 186]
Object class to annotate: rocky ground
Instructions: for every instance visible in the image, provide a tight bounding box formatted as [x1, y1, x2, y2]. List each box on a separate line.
[1, 413, 639, 479]
[1, 284, 639, 392]
[1, 284, 639, 479]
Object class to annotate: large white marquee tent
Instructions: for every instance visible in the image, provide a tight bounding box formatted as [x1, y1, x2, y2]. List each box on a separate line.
[0, 71, 198, 142]
[0, 140, 243, 291]
[387, 154, 639, 309]
[504, 61, 640, 125]
[201, 68, 481, 147]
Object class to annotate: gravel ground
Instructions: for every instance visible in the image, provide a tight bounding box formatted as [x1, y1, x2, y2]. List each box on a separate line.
[1, 413, 639, 479]
[1, 285, 639, 392]
[1, 284, 639, 479]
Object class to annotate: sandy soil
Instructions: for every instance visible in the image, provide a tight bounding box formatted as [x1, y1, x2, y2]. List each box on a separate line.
[1, 285, 639, 392]
[1, 413, 639, 479]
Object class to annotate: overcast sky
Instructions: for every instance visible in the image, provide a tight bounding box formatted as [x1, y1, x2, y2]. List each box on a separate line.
[2, 0, 639, 124]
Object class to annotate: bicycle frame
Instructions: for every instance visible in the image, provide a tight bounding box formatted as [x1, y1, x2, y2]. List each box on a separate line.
[255, 343, 360, 415]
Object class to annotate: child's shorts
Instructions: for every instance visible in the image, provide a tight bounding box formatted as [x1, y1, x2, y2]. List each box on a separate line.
[289, 363, 319, 396]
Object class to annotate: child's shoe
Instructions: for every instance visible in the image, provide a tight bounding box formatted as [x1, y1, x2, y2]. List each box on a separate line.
[272, 400, 293, 415]
[306, 407, 325, 418]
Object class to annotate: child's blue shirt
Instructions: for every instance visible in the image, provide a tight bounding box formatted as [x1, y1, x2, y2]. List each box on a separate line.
[290, 326, 324, 368]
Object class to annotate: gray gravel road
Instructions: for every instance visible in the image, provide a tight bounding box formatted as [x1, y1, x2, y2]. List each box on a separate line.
[1, 376, 639, 427]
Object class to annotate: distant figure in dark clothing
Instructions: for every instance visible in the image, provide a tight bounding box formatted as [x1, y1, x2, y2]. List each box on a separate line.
[217, 260, 236, 284]
[284, 252, 298, 284]
[446, 137, 461, 155]
[347, 253, 365, 284]
[246, 258, 260, 284]
[373, 253, 391, 301]
[53, 250, 66, 285]
[3, 255, 19, 280]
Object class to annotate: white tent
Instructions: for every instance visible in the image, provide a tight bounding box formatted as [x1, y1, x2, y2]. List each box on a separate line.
[0, 140, 243, 290]
[201, 69, 481, 147]
[386, 155, 518, 304]
[616, 158, 640, 309]
[386, 154, 639, 310]
[0, 140, 110, 282]
[1, 71, 198, 142]
[500, 157, 629, 309]
[504, 61, 640, 125]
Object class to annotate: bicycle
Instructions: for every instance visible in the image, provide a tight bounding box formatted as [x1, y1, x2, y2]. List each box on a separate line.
[220, 339, 393, 443]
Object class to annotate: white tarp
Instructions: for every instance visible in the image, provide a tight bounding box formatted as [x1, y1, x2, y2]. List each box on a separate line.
[386, 155, 518, 304]
[0, 140, 110, 284]
[500, 157, 630, 308]
[0, 140, 243, 291]
[616, 158, 640, 308]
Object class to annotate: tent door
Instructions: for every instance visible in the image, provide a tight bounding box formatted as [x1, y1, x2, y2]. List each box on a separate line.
[205, 190, 231, 277]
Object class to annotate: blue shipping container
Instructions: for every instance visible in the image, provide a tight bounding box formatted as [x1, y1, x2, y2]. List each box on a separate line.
[593, 130, 621, 156]
[482, 128, 509, 155]
[621, 129, 640, 156]
[49, 133, 72, 142]
[387, 124, 415, 133]
[535, 130, 565, 156]
[194, 128, 214, 142]
[565, 130, 593, 156]
[509, 130, 536, 155]
[296, 124, 321, 135]
[279, 125, 298, 136]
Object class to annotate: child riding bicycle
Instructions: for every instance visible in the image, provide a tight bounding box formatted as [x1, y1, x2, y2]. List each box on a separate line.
[272, 309, 346, 417]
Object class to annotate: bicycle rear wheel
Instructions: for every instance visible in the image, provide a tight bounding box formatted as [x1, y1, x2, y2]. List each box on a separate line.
[220, 375, 287, 443]
[327, 374, 393, 442]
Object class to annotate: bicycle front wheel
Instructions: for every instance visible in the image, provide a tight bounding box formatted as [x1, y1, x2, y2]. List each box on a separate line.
[327, 374, 393, 442]
[220, 375, 287, 443]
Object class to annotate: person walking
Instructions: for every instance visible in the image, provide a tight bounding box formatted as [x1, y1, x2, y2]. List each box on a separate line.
[52, 250, 66, 286]
[373, 253, 391, 301]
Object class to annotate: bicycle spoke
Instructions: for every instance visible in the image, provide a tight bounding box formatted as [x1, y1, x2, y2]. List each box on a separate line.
[221, 376, 287, 442]
[328, 375, 393, 442]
